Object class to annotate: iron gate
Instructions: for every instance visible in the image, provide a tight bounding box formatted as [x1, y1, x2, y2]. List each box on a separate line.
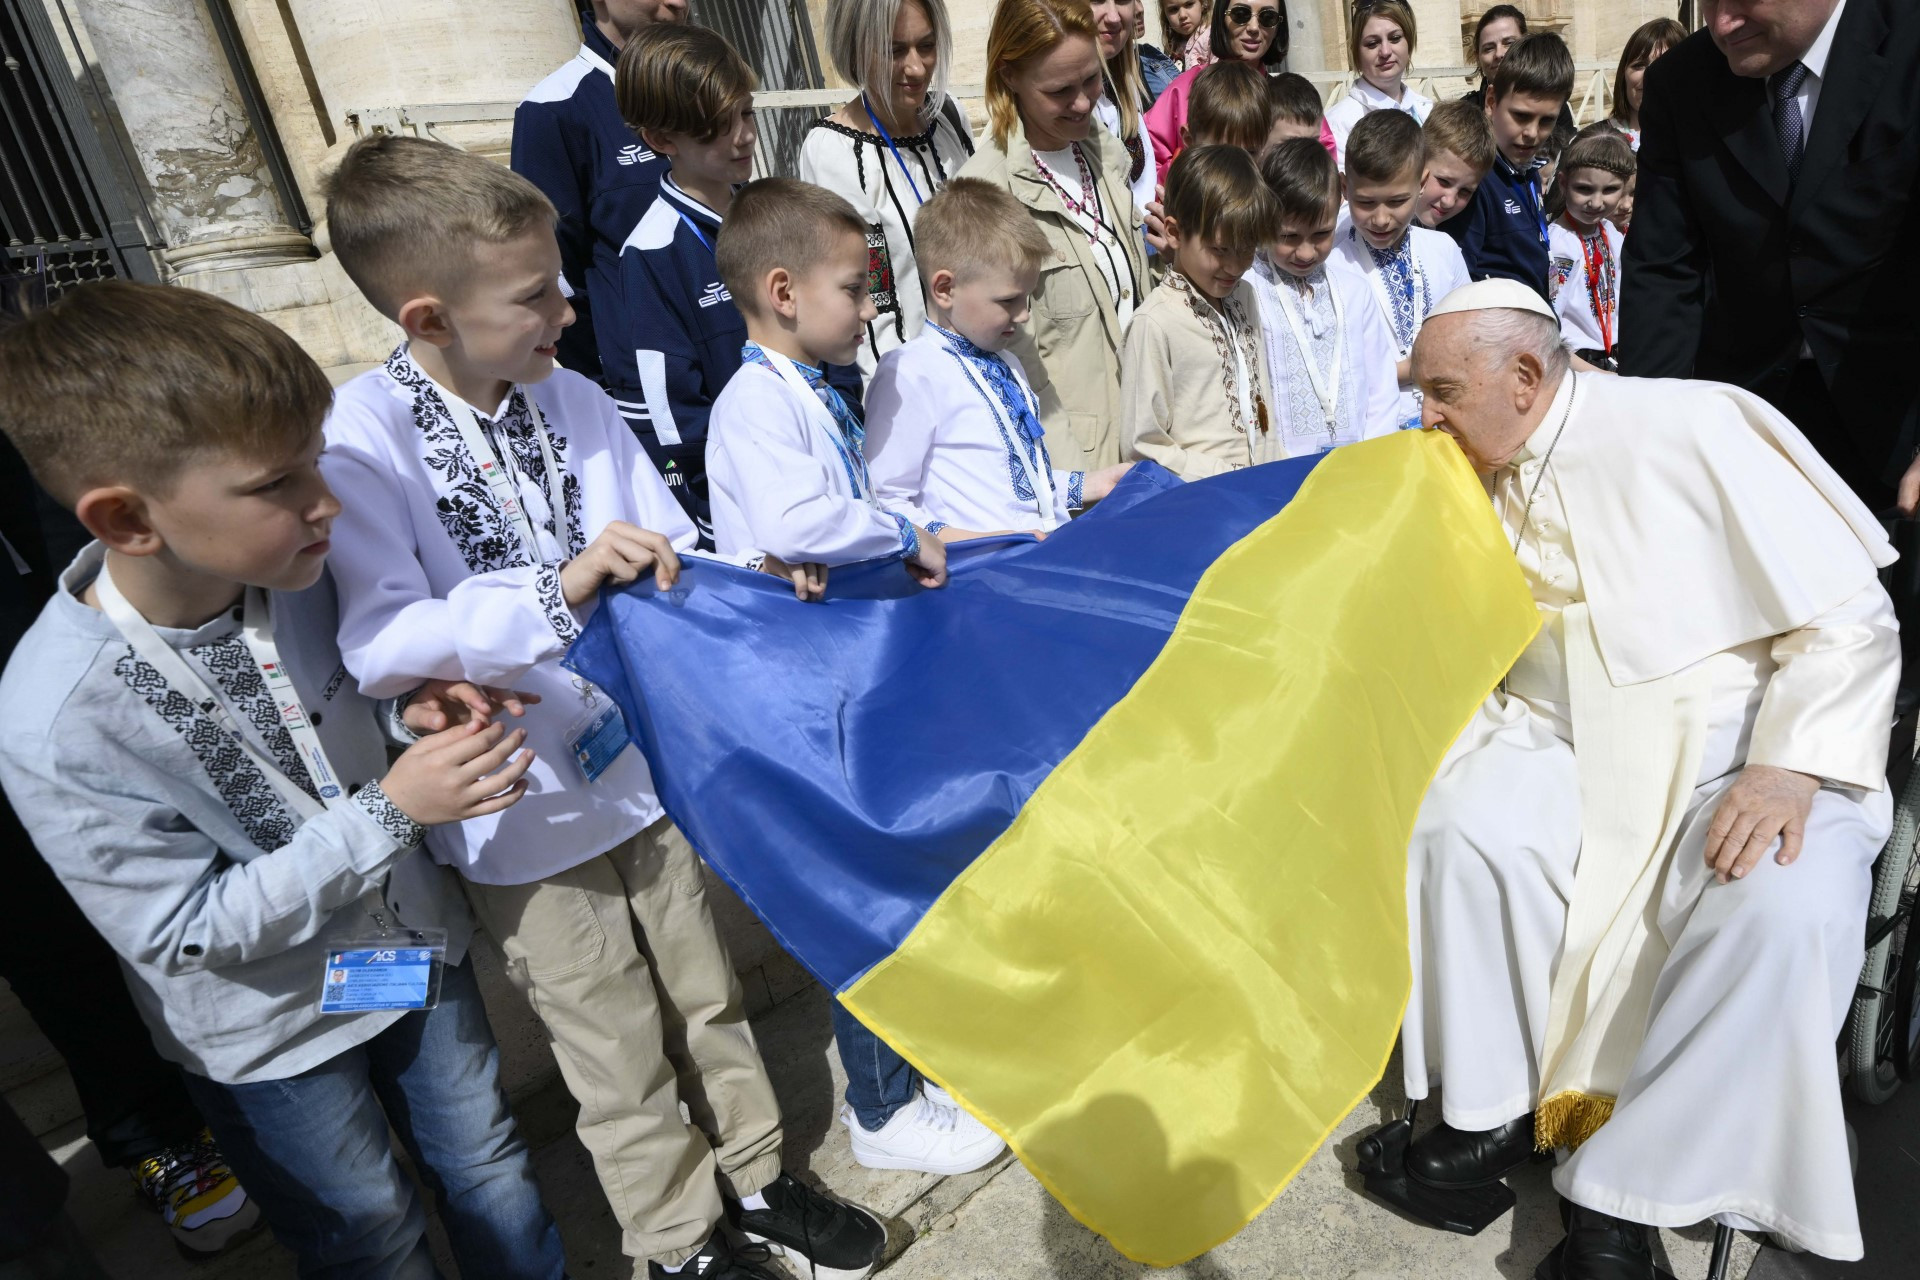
[0, 0, 154, 302]
[691, 0, 827, 178]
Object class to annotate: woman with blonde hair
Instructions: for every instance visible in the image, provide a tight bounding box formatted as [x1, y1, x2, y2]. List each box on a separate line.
[1324, 1, 1432, 168]
[799, 0, 975, 378]
[958, 0, 1149, 469]
[1606, 16, 1686, 150]
[1091, 1, 1159, 218]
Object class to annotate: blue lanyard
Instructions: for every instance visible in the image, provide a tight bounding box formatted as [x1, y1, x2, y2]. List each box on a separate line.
[1516, 166, 1548, 245]
[863, 96, 926, 206]
[675, 208, 715, 254]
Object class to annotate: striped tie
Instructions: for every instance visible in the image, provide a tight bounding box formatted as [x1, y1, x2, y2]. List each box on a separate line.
[1771, 60, 1810, 184]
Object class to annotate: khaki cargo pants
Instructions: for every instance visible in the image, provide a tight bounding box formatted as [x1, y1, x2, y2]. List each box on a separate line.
[463, 817, 783, 1267]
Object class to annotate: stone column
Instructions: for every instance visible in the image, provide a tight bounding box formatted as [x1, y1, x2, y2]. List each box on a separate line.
[71, 0, 311, 275]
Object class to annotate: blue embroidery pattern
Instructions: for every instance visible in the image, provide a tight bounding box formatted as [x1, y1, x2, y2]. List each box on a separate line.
[1363, 235, 1427, 355]
[740, 345, 872, 498]
[930, 325, 1053, 510]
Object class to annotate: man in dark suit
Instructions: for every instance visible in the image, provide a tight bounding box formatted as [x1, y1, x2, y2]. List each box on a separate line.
[1619, 0, 1920, 513]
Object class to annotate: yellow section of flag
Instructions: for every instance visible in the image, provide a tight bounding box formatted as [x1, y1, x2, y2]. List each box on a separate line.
[843, 431, 1540, 1265]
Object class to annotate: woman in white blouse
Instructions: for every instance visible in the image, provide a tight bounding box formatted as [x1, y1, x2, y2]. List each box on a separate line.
[800, 0, 975, 379]
[1324, 1, 1432, 168]
[1089, 0, 1158, 222]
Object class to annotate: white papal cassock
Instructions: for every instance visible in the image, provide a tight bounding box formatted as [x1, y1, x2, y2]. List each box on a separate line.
[1404, 369, 1899, 1260]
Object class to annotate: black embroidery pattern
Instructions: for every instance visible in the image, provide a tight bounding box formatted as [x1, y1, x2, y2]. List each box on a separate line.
[536, 565, 579, 646]
[354, 780, 424, 848]
[115, 644, 300, 852]
[198, 636, 320, 808]
[383, 346, 586, 574]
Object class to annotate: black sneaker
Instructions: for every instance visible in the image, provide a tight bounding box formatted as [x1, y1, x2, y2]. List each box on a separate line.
[645, 1229, 784, 1279]
[730, 1172, 887, 1278]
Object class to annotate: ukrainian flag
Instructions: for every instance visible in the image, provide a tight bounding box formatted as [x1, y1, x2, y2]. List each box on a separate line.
[566, 430, 1537, 1265]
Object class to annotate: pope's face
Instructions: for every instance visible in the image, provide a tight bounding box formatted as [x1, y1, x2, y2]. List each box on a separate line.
[1410, 314, 1539, 475]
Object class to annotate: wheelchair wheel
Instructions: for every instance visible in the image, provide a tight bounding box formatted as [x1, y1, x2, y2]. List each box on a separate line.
[1847, 764, 1920, 1104]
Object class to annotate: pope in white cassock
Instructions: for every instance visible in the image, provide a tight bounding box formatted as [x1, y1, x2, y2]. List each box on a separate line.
[1400, 280, 1900, 1279]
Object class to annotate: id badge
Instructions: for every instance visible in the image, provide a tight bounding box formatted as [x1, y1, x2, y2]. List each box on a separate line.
[568, 700, 632, 784]
[319, 928, 447, 1014]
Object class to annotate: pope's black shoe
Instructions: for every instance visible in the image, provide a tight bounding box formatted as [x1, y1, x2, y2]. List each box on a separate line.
[1404, 1112, 1537, 1189]
[1533, 1203, 1660, 1280]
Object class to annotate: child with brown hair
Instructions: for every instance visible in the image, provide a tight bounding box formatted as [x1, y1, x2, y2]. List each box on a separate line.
[1247, 138, 1400, 455]
[1417, 97, 1495, 229]
[1181, 59, 1274, 154]
[1546, 125, 1635, 370]
[1122, 144, 1280, 479]
[0, 280, 561, 1280]
[1331, 109, 1470, 428]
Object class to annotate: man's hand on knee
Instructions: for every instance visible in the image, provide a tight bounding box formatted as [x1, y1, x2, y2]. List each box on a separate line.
[1704, 765, 1821, 883]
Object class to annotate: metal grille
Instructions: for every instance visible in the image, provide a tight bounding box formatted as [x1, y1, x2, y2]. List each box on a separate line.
[0, 0, 151, 299]
[691, 0, 827, 178]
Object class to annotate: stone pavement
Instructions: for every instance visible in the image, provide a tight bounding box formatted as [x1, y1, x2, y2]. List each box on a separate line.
[17, 974, 1793, 1279]
[5, 872, 1835, 1280]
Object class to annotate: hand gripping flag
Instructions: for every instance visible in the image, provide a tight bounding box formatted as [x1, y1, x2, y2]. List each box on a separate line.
[566, 430, 1539, 1265]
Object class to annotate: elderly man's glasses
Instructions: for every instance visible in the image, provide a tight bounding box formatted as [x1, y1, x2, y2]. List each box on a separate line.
[1227, 5, 1281, 29]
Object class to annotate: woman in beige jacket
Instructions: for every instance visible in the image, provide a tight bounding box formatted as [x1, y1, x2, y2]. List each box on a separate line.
[959, 0, 1150, 470]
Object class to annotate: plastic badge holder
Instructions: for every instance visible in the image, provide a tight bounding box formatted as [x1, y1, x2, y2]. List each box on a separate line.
[318, 928, 448, 1014]
[568, 700, 632, 784]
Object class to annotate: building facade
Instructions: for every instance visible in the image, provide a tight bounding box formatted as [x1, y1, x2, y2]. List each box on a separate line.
[3, 1, 1674, 377]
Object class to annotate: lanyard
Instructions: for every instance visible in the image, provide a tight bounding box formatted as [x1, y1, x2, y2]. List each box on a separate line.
[96, 563, 345, 822]
[429, 382, 570, 565]
[1516, 166, 1548, 245]
[676, 209, 715, 254]
[863, 97, 926, 206]
[1198, 304, 1260, 461]
[1272, 269, 1346, 439]
[930, 325, 1055, 521]
[755, 347, 882, 509]
[1577, 226, 1616, 354]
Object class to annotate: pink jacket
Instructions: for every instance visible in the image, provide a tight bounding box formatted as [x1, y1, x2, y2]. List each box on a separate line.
[1144, 64, 1338, 189]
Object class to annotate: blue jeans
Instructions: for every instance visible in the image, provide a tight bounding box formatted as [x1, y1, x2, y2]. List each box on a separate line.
[184, 959, 564, 1280]
[832, 1002, 920, 1132]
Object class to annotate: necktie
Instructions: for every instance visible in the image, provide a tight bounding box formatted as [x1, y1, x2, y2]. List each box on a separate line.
[1770, 60, 1810, 184]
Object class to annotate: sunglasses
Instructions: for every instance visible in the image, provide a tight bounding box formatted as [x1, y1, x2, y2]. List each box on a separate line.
[1226, 5, 1281, 30]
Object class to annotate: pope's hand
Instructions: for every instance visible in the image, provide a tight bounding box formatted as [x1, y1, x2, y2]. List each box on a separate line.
[1897, 451, 1920, 517]
[1703, 764, 1820, 884]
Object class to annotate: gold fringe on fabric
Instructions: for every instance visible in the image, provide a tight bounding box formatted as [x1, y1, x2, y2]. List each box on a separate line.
[1534, 1090, 1616, 1152]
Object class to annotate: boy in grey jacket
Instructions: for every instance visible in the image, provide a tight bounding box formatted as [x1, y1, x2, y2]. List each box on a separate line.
[0, 282, 562, 1280]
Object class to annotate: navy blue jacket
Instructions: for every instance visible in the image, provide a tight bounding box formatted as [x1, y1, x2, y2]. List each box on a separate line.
[607, 178, 866, 543]
[511, 16, 665, 382]
[607, 179, 738, 536]
[1442, 152, 1551, 299]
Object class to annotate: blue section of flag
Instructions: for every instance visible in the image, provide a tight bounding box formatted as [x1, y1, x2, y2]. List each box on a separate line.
[565, 458, 1322, 992]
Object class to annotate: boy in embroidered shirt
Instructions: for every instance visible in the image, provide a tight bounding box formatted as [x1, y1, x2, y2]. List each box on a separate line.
[867, 179, 1130, 538]
[1331, 110, 1471, 428]
[1441, 32, 1574, 297]
[1245, 139, 1401, 457]
[512, 0, 686, 381]
[605, 23, 754, 540]
[0, 281, 563, 1280]
[1122, 145, 1282, 480]
[1416, 98, 1495, 230]
[1545, 126, 1633, 371]
[316, 136, 883, 1280]
[708, 178, 948, 584]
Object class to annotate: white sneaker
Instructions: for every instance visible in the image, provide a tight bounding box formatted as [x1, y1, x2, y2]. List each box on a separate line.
[922, 1083, 954, 1108]
[841, 1092, 1005, 1175]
